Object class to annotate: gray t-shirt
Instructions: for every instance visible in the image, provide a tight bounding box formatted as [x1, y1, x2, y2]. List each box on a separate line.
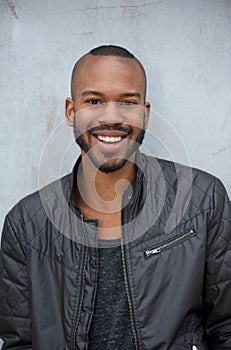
[88, 240, 135, 349]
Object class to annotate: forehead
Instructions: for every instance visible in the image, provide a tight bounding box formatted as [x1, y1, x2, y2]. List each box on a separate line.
[73, 55, 146, 98]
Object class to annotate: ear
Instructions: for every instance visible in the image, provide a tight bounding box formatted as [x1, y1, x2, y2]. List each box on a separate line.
[144, 101, 151, 129]
[65, 98, 75, 126]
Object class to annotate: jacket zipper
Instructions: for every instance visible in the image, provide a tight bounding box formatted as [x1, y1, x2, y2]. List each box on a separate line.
[145, 229, 195, 258]
[72, 214, 88, 350]
[121, 241, 139, 350]
[121, 188, 139, 350]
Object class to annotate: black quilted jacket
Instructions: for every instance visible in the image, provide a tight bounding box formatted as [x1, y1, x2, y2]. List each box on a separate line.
[0, 153, 231, 349]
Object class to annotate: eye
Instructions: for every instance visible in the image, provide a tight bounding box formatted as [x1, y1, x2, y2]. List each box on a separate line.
[87, 99, 102, 105]
[121, 100, 137, 106]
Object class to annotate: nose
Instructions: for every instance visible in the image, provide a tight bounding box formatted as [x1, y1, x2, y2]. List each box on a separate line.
[97, 102, 125, 125]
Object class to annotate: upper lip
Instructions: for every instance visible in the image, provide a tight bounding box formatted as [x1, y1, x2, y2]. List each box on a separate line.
[92, 130, 128, 137]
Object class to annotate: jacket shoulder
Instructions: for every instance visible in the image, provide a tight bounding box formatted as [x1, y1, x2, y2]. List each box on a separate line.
[141, 153, 218, 191]
[6, 173, 72, 228]
[140, 153, 230, 218]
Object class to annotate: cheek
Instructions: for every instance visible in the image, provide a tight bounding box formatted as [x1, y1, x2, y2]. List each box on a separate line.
[74, 116, 91, 134]
[124, 107, 147, 129]
[75, 108, 101, 132]
[129, 117, 146, 133]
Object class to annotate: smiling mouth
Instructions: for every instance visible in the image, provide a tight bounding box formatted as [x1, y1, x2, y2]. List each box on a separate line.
[92, 128, 130, 144]
[96, 135, 122, 143]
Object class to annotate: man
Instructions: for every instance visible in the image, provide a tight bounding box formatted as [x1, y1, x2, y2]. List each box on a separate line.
[0, 45, 230, 350]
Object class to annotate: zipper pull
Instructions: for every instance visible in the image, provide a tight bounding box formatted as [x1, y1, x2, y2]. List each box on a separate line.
[144, 247, 161, 257]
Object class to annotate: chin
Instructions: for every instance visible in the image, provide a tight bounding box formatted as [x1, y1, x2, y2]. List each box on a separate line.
[98, 160, 128, 173]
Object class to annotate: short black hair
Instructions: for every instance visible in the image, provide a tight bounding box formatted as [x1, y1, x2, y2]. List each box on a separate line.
[71, 45, 147, 100]
[89, 45, 136, 59]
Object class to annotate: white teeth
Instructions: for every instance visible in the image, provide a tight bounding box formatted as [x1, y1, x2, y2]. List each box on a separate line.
[97, 135, 122, 143]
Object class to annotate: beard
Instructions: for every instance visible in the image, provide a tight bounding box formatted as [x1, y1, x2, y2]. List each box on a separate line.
[74, 119, 146, 173]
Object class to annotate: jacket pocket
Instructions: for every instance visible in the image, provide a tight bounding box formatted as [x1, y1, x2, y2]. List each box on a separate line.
[144, 228, 195, 258]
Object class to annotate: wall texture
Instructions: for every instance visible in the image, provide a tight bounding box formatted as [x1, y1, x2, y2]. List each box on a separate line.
[0, 0, 230, 240]
[0, 0, 231, 346]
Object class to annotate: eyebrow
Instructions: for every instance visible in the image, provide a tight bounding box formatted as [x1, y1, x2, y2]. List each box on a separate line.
[81, 90, 141, 99]
[121, 92, 141, 99]
[81, 90, 104, 97]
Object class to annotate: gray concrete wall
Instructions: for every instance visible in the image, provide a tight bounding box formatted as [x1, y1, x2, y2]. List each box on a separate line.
[0, 0, 231, 346]
[0, 0, 231, 240]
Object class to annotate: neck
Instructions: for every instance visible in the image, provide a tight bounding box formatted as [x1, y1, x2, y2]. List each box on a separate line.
[74, 152, 137, 213]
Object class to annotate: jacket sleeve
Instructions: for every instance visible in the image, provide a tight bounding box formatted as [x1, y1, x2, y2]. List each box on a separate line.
[0, 213, 32, 349]
[204, 178, 231, 349]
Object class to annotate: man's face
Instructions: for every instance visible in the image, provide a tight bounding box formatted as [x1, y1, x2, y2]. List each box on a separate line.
[66, 55, 150, 173]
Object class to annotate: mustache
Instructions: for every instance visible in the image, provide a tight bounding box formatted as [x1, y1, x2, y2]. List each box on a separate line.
[87, 124, 132, 134]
